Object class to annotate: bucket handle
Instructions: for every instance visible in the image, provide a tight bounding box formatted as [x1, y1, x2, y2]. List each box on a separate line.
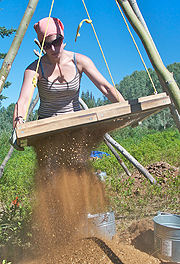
[156, 211, 180, 220]
[157, 211, 173, 216]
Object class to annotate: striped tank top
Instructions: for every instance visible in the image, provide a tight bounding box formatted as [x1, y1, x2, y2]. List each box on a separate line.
[37, 53, 82, 118]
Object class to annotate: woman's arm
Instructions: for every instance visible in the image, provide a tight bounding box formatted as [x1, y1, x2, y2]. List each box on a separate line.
[76, 53, 125, 103]
[13, 62, 38, 128]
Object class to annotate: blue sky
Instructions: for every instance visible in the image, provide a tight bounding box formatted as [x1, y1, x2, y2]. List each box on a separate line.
[1, 0, 180, 108]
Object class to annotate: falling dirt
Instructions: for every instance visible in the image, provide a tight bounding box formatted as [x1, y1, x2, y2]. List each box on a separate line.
[19, 126, 112, 263]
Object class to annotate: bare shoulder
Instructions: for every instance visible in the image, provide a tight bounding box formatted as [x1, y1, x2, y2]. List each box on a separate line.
[26, 60, 38, 71]
[76, 53, 93, 64]
[25, 60, 41, 79]
[75, 53, 95, 72]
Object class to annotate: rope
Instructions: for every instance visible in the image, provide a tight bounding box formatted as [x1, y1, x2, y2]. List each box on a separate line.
[75, 18, 92, 42]
[24, 0, 55, 121]
[115, 0, 157, 94]
[81, 0, 121, 102]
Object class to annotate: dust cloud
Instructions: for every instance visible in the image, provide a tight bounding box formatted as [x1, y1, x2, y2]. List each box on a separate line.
[24, 126, 109, 262]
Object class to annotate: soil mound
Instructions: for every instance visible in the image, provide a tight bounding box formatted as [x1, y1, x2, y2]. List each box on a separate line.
[132, 161, 179, 188]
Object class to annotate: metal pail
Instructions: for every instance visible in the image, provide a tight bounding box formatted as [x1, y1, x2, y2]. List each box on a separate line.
[87, 211, 116, 240]
[153, 212, 180, 263]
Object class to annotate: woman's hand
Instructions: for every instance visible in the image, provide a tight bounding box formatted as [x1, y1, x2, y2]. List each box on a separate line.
[13, 116, 24, 129]
[13, 62, 38, 129]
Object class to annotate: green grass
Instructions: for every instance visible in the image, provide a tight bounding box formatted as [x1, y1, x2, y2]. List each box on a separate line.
[90, 127, 180, 220]
[91, 127, 180, 174]
[0, 132, 37, 260]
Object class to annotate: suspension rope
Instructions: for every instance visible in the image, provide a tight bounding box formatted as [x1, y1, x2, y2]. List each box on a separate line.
[115, 0, 157, 94]
[24, 0, 55, 121]
[81, 0, 121, 102]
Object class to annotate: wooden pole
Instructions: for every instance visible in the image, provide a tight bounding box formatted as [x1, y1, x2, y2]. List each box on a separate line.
[117, 0, 180, 115]
[128, 0, 152, 40]
[0, 0, 39, 93]
[104, 133, 157, 185]
[103, 137, 131, 176]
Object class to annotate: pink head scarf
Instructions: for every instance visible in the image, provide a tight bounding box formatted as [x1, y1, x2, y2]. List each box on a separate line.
[34, 17, 64, 42]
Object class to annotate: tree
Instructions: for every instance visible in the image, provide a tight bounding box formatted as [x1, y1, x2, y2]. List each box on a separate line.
[117, 68, 160, 100]
[0, 26, 16, 39]
[167, 62, 180, 88]
[80, 90, 108, 108]
[0, 103, 15, 132]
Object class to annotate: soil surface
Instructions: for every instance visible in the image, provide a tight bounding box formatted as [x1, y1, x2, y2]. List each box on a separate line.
[20, 218, 175, 264]
[18, 162, 178, 264]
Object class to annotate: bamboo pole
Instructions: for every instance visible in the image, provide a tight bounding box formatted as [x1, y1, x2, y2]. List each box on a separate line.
[0, 0, 39, 93]
[117, 0, 180, 115]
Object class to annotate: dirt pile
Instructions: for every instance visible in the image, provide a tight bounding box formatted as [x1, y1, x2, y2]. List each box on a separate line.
[132, 161, 179, 188]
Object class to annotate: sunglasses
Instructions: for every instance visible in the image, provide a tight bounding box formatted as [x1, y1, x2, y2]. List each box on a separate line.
[43, 36, 64, 50]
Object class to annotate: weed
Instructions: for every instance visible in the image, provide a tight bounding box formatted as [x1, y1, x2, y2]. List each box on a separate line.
[2, 260, 12, 264]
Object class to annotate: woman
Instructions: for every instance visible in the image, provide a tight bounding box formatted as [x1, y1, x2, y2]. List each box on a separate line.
[13, 17, 125, 128]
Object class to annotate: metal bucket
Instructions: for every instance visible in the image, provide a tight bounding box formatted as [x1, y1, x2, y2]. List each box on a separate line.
[153, 212, 180, 263]
[87, 211, 116, 240]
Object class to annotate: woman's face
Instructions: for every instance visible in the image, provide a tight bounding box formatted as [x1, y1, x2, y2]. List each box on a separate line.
[44, 34, 64, 60]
